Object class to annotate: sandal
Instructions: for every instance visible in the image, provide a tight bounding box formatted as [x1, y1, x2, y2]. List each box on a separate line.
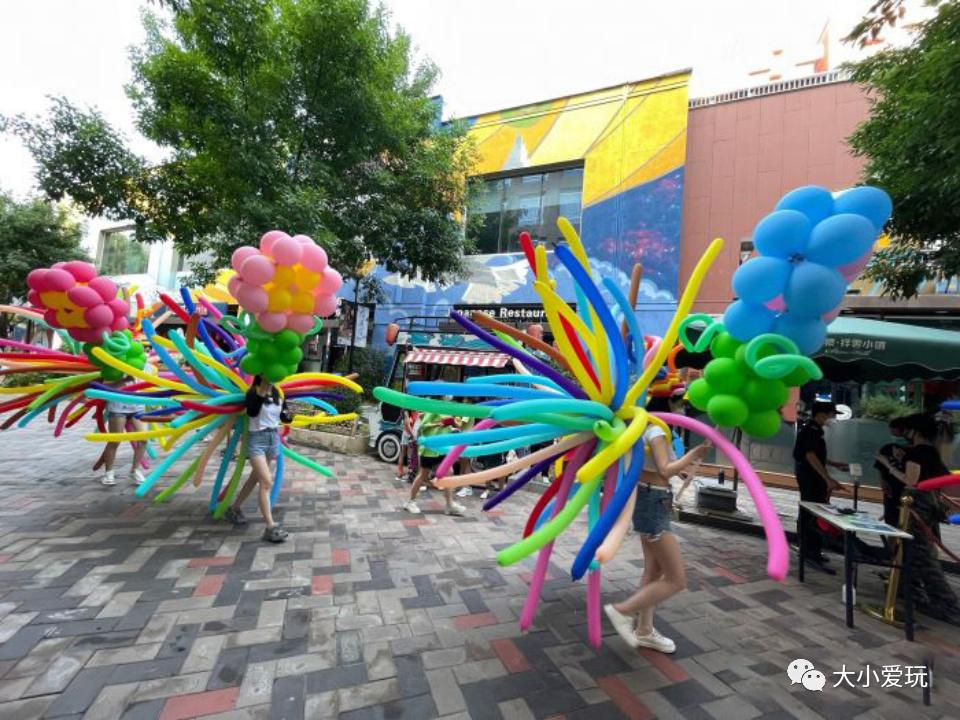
[262, 525, 289, 543]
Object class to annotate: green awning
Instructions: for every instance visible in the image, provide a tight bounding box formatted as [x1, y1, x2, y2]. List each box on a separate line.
[675, 317, 960, 382]
[812, 317, 960, 382]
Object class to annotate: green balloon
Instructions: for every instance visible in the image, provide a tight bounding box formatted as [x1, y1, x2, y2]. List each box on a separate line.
[686, 378, 714, 411]
[742, 377, 789, 411]
[259, 343, 278, 361]
[275, 329, 301, 350]
[264, 364, 287, 383]
[782, 367, 811, 387]
[240, 354, 263, 375]
[290, 347, 303, 364]
[703, 357, 746, 394]
[707, 394, 749, 427]
[741, 410, 783, 439]
[710, 331, 741, 359]
[247, 338, 261, 354]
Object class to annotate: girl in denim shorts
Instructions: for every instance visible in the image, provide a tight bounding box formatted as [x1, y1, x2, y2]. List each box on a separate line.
[224, 376, 293, 543]
[604, 393, 711, 654]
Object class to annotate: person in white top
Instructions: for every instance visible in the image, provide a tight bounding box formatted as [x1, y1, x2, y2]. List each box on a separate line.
[604, 393, 711, 654]
[100, 379, 148, 487]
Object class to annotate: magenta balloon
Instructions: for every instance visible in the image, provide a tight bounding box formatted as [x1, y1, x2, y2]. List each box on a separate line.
[271, 236, 302, 266]
[62, 261, 97, 282]
[257, 312, 287, 333]
[114, 316, 131, 332]
[313, 294, 338, 317]
[236, 283, 269, 314]
[27, 289, 42, 307]
[44, 268, 75, 292]
[73, 327, 102, 343]
[26, 268, 48, 291]
[231, 246, 259, 272]
[67, 285, 102, 308]
[259, 230, 289, 256]
[84, 304, 114, 328]
[240, 254, 275, 285]
[108, 297, 129, 316]
[43, 309, 59, 327]
[288, 313, 315, 334]
[320, 267, 343, 294]
[765, 295, 786, 312]
[88, 276, 118, 301]
[300, 243, 328, 273]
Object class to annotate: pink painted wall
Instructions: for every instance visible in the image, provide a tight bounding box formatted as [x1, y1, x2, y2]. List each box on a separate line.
[680, 81, 870, 314]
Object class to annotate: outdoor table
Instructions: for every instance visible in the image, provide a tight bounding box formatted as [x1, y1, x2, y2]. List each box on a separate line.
[798, 501, 915, 641]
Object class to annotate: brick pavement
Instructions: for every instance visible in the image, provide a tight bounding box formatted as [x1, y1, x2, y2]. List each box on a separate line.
[1, 423, 960, 719]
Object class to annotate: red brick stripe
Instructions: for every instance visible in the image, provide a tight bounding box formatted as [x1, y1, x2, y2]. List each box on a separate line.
[312, 575, 333, 595]
[453, 612, 498, 630]
[193, 574, 225, 597]
[490, 638, 531, 673]
[159, 687, 240, 720]
[639, 648, 689, 683]
[188, 556, 235, 568]
[596, 676, 654, 720]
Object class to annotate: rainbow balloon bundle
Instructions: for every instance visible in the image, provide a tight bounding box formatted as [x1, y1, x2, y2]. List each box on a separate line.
[375, 218, 788, 648]
[686, 185, 892, 439]
[227, 231, 342, 382]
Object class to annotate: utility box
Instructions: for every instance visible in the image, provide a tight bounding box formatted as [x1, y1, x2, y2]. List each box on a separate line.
[696, 483, 738, 513]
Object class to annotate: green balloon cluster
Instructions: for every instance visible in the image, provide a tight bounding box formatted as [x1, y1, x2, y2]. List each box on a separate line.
[240, 325, 304, 383]
[687, 331, 809, 439]
[84, 329, 147, 382]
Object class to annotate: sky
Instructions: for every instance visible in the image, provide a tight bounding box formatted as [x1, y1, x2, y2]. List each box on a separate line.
[0, 0, 919, 201]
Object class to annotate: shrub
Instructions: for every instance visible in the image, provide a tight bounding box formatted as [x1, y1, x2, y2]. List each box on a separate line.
[0, 371, 56, 388]
[857, 394, 919, 422]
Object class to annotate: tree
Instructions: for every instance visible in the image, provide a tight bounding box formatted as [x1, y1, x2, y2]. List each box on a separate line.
[846, 0, 959, 297]
[6, 0, 476, 287]
[0, 192, 88, 336]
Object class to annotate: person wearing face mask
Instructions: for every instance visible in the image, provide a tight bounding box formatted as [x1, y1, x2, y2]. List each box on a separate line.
[792, 401, 849, 574]
[877, 413, 960, 625]
[875, 417, 910, 527]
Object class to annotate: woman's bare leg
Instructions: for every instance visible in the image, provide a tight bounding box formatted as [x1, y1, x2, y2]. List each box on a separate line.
[614, 533, 686, 634]
[102, 416, 125, 470]
[636, 540, 663, 632]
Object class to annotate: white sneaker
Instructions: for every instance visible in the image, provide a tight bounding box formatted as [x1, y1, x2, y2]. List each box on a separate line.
[480, 490, 490, 500]
[445, 501, 466, 516]
[634, 627, 676, 654]
[100, 471, 116, 487]
[604, 604, 639, 648]
[456, 487, 473, 498]
[403, 501, 421, 514]
[130, 469, 146, 485]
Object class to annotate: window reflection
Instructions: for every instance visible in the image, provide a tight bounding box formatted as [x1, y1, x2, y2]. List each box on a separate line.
[469, 167, 583, 254]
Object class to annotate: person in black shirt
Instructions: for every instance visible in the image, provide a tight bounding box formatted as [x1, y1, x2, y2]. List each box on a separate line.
[793, 401, 849, 572]
[877, 413, 960, 625]
[875, 417, 910, 527]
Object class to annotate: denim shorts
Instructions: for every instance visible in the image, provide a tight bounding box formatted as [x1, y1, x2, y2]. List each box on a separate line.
[632, 485, 673, 538]
[248, 429, 280, 459]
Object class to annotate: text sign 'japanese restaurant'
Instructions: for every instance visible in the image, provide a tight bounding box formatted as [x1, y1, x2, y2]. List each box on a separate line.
[453, 304, 567, 326]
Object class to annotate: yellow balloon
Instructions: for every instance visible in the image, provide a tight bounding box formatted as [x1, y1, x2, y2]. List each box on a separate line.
[273, 265, 296, 288]
[41, 291, 68, 310]
[267, 289, 292, 312]
[295, 267, 320, 289]
[291, 292, 314, 314]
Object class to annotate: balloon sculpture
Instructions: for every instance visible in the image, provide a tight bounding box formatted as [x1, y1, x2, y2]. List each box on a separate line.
[374, 217, 789, 648]
[227, 231, 343, 382]
[27, 261, 130, 342]
[686, 185, 892, 438]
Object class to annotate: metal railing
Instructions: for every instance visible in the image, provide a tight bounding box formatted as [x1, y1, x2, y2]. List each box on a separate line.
[688, 70, 850, 109]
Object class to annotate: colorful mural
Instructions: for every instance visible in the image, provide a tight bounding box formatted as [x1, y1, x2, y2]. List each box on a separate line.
[354, 72, 692, 348]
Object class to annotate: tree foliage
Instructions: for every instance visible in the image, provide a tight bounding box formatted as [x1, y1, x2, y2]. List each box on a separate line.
[7, 0, 477, 285]
[0, 192, 88, 335]
[847, 0, 960, 297]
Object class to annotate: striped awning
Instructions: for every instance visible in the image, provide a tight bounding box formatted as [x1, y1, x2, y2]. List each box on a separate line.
[404, 348, 510, 368]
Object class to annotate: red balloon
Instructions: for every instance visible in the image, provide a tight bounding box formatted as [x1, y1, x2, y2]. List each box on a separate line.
[43, 309, 59, 327]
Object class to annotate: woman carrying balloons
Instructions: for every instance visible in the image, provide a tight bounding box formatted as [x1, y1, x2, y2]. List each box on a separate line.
[604, 390, 712, 653]
[100, 378, 149, 487]
[223, 376, 293, 543]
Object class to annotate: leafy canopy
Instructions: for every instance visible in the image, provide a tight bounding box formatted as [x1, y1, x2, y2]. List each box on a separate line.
[847, 0, 960, 297]
[7, 0, 476, 284]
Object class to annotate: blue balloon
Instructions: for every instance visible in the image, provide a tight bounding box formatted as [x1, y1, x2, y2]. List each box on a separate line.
[775, 185, 835, 226]
[723, 300, 776, 342]
[805, 213, 878, 267]
[784, 261, 846, 317]
[752, 210, 811, 258]
[833, 186, 892, 232]
[773, 313, 827, 355]
[732, 256, 792, 303]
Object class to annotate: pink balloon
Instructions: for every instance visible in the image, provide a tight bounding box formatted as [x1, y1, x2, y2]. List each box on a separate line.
[227, 274, 241, 297]
[231, 246, 259, 272]
[67, 285, 103, 308]
[73, 327, 102, 343]
[240, 254, 275, 285]
[300, 243, 328, 273]
[292, 234, 314, 245]
[27, 290, 42, 307]
[113, 316, 130, 332]
[84, 304, 113, 328]
[108, 298, 129, 317]
[62, 261, 97, 282]
[319, 267, 342, 294]
[288, 313, 316, 334]
[26, 269, 48, 291]
[43, 309, 59, 327]
[764, 295, 786, 312]
[257, 312, 287, 333]
[313, 294, 338, 317]
[271, 236, 302, 266]
[88, 276, 118, 302]
[259, 230, 290, 256]
[838, 252, 871, 282]
[236, 283, 269, 314]
[44, 268, 75, 292]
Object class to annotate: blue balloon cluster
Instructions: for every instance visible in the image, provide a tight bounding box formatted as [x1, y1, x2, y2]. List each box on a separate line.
[724, 185, 892, 354]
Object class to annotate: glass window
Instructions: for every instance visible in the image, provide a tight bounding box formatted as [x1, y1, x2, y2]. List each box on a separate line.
[98, 228, 149, 275]
[468, 167, 582, 254]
